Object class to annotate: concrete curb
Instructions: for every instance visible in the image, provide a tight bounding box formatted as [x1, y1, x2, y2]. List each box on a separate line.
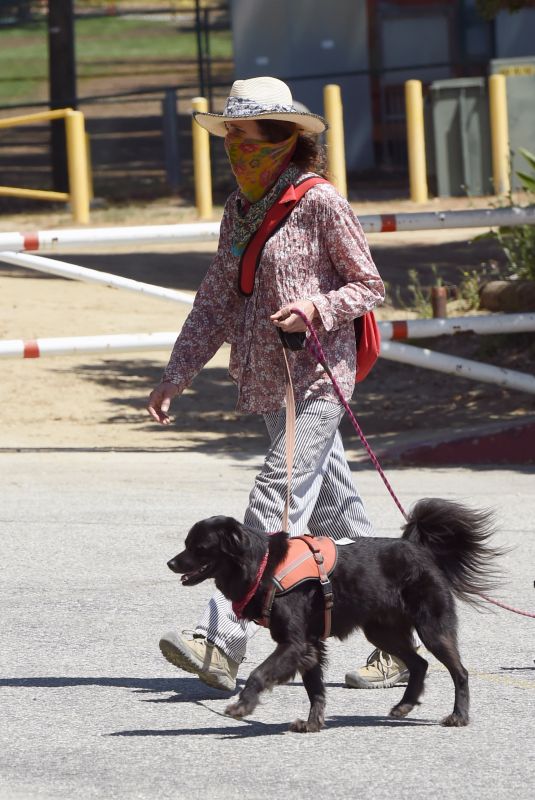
[380, 418, 535, 466]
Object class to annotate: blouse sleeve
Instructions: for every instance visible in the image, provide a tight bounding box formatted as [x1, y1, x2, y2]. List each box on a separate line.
[307, 189, 385, 332]
[162, 197, 241, 392]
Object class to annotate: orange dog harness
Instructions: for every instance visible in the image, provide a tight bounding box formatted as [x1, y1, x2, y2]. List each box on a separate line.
[257, 535, 337, 639]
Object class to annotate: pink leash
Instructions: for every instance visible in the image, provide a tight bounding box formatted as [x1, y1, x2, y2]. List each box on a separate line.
[289, 307, 535, 620]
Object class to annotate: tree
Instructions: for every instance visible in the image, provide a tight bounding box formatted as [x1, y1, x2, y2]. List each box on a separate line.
[476, 0, 535, 19]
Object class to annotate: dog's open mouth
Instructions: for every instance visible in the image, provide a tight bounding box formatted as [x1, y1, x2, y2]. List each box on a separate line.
[181, 562, 212, 586]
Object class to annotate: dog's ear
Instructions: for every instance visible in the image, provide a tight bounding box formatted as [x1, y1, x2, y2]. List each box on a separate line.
[219, 518, 250, 558]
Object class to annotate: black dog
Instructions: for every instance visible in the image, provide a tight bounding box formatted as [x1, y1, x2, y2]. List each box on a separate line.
[167, 498, 501, 732]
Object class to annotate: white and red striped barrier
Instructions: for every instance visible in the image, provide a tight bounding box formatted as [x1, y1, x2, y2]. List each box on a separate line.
[3, 329, 534, 395]
[3, 313, 534, 356]
[0, 332, 179, 359]
[0, 222, 221, 253]
[0, 206, 533, 252]
[381, 341, 535, 394]
[3, 314, 535, 396]
[381, 313, 535, 340]
[0, 251, 195, 306]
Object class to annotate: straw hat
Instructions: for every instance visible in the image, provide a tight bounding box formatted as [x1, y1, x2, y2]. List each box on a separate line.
[193, 76, 327, 137]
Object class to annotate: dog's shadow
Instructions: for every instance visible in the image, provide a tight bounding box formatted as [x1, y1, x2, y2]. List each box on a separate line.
[117, 677, 436, 738]
[110, 713, 434, 739]
[0, 675, 437, 736]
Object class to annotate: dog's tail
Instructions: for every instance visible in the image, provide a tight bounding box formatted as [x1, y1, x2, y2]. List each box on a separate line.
[401, 498, 504, 606]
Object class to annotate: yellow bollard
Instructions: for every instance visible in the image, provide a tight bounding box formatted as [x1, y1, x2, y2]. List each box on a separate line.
[405, 80, 428, 203]
[323, 84, 347, 198]
[489, 74, 510, 196]
[65, 110, 90, 224]
[191, 96, 213, 219]
[85, 133, 94, 202]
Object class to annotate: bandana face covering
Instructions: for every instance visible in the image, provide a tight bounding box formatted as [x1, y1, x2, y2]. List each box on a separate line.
[224, 130, 298, 203]
[229, 162, 302, 257]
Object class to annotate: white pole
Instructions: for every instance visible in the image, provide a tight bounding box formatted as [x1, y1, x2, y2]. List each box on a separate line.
[3, 316, 532, 359]
[0, 222, 221, 252]
[0, 251, 195, 306]
[380, 341, 535, 394]
[0, 207, 534, 253]
[361, 206, 535, 234]
[379, 313, 535, 340]
[0, 332, 179, 359]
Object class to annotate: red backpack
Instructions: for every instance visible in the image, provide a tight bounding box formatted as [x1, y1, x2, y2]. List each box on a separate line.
[238, 176, 380, 383]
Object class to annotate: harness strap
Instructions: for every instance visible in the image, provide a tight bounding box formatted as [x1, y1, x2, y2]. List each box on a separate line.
[307, 540, 334, 639]
[259, 536, 333, 639]
[260, 584, 277, 626]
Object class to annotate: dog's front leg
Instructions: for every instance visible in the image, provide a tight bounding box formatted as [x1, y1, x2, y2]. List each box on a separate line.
[290, 662, 326, 733]
[225, 642, 302, 720]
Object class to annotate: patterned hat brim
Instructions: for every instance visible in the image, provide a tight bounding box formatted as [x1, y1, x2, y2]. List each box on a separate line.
[193, 109, 327, 137]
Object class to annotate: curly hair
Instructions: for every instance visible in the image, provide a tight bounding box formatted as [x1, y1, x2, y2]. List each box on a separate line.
[256, 119, 328, 178]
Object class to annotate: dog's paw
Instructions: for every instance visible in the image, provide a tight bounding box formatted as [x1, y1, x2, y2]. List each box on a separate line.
[225, 702, 249, 719]
[389, 703, 414, 719]
[441, 712, 469, 727]
[289, 718, 322, 733]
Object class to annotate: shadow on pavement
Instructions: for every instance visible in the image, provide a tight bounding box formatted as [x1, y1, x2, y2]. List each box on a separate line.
[109, 713, 433, 739]
[0, 675, 225, 701]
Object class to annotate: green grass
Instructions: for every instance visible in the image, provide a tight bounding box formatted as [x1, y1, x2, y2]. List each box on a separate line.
[0, 16, 233, 107]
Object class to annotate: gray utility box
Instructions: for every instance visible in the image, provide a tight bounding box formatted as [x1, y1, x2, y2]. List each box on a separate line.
[490, 57, 535, 191]
[430, 77, 492, 197]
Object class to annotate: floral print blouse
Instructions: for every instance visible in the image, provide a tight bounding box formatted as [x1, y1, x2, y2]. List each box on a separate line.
[163, 179, 385, 414]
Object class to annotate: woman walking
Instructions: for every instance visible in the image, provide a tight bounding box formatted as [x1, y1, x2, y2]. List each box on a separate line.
[148, 77, 406, 692]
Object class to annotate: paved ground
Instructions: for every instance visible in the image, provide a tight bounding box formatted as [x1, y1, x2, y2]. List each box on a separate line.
[1, 450, 534, 800]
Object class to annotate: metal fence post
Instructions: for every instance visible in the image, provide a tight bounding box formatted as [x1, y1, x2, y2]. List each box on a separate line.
[162, 89, 181, 193]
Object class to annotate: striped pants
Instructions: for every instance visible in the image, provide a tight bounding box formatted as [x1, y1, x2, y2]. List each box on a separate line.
[194, 398, 375, 663]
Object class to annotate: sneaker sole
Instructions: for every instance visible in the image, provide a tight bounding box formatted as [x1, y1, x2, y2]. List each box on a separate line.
[345, 671, 409, 689]
[159, 637, 235, 692]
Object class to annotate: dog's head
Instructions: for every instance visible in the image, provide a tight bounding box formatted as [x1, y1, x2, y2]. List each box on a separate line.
[167, 516, 255, 595]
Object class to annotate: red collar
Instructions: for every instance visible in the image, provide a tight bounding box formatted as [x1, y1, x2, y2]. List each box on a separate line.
[232, 550, 269, 619]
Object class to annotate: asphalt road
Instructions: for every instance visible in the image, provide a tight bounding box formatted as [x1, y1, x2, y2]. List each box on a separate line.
[1, 451, 534, 800]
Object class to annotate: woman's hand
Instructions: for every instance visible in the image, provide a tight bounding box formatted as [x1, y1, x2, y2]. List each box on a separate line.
[147, 381, 180, 425]
[270, 299, 318, 333]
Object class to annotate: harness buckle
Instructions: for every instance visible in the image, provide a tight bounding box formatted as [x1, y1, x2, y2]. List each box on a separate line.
[320, 579, 333, 608]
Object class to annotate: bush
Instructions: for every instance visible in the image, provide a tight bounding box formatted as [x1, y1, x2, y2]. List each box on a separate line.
[476, 148, 535, 281]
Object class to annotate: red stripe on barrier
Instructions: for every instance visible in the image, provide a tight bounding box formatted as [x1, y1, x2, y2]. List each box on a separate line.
[391, 321, 408, 340]
[23, 232, 40, 251]
[380, 214, 397, 232]
[23, 340, 40, 358]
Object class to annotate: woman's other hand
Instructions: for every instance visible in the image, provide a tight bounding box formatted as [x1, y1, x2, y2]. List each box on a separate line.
[147, 381, 180, 425]
[270, 299, 318, 332]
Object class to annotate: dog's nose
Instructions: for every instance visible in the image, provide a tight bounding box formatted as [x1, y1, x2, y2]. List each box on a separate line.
[167, 558, 178, 572]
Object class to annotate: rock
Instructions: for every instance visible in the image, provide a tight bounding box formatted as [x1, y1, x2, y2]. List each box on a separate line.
[479, 280, 535, 312]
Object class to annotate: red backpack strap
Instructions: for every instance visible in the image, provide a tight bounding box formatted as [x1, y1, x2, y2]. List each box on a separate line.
[238, 176, 329, 296]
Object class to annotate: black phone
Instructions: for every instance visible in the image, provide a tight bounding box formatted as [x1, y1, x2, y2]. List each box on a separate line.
[277, 329, 306, 351]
